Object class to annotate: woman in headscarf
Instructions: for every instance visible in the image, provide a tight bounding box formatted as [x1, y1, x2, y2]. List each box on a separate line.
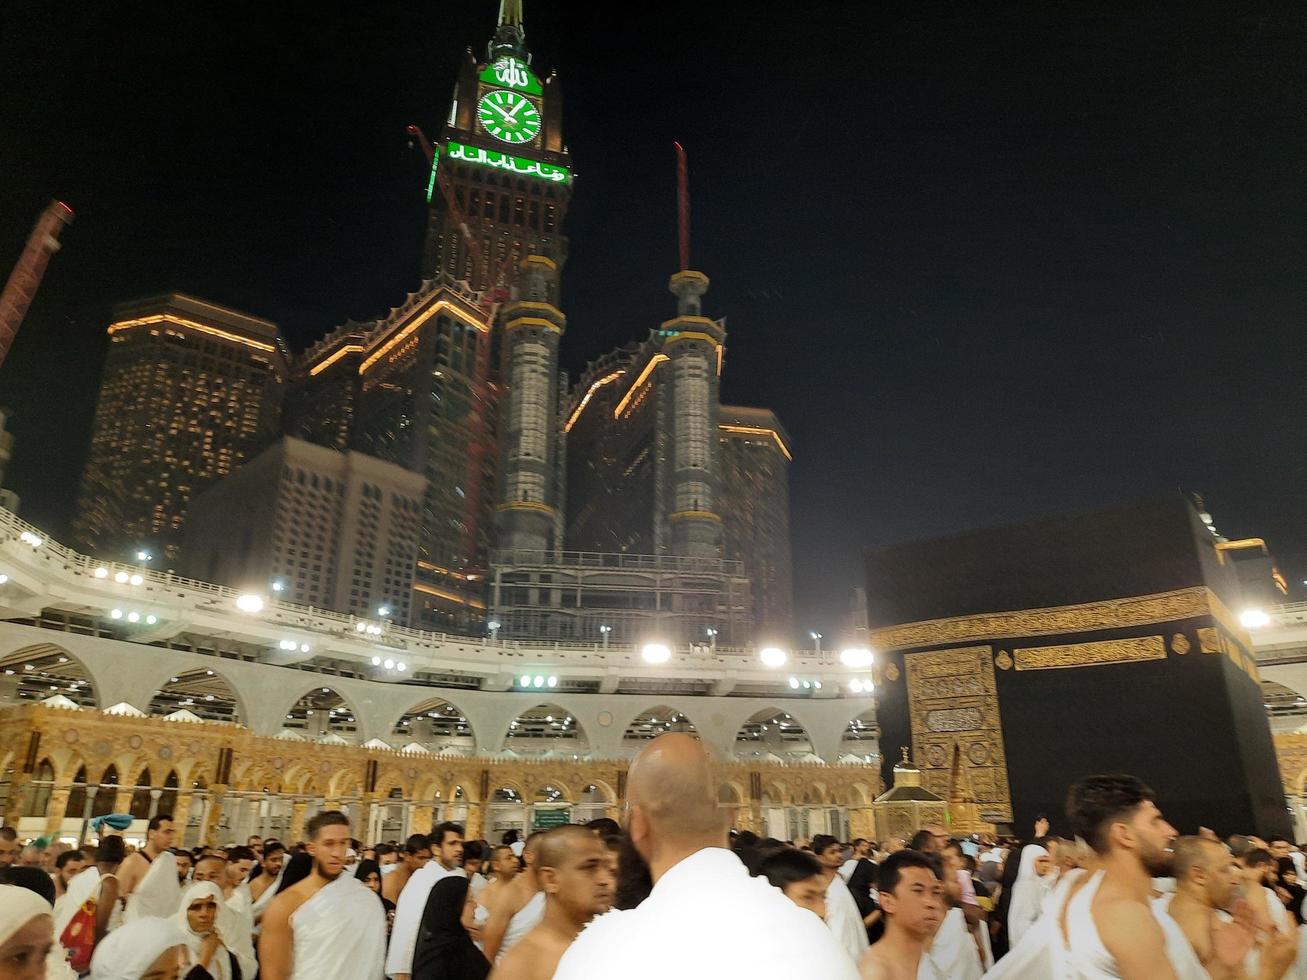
[411, 876, 487, 980]
[88, 917, 188, 980]
[173, 882, 242, 980]
[989, 842, 1029, 961]
[1004, 842, 1053, 949]
[0, 883, 55, 980]
[354, 860, 395, 935]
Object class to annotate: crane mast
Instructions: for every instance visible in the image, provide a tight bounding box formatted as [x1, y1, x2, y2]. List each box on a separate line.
[0, 201, 74, 370]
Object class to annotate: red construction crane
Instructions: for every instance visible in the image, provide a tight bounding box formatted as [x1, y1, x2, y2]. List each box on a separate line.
[0, 201, 74, 371]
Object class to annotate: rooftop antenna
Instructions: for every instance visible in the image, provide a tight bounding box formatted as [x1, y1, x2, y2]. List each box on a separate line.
[674, 141, 690, 272]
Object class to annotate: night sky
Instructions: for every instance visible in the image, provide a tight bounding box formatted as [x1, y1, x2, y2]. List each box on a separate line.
[4, 1, 1307, 640]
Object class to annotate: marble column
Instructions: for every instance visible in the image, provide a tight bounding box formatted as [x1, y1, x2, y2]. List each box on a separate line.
[147, 788, 163, 821]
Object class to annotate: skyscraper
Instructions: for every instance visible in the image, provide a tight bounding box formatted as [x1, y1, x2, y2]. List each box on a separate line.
[283, 322, 369, 453]
[183, 436, 425, 626]
[350, 280, 496, 630]
[718, 406, 794, 637]
[73, 293, 287, 562]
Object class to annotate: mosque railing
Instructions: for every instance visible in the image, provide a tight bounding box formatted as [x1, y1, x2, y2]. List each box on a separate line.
[0, 506, 839, 674]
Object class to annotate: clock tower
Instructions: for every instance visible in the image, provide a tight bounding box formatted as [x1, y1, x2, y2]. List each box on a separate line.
[423, 0, 571, 295]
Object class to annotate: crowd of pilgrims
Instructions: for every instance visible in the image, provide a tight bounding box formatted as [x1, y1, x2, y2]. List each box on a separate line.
[2, 739, 1307, 979]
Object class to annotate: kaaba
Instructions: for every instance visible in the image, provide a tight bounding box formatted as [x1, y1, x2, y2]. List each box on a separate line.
[865, 493, 1289, 838]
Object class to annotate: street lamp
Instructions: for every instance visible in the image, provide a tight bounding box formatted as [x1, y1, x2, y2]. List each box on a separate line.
[377, 605, 392, 618]
[135, 550, 152, 563]
[840, 647, 874, 669]
[810, 631, 823, 655]
[641, 642, 671, 665]
[488, 619, 501, 642]
[599, 624, 612, 649]
[759, 646, 787, 668]
[705, 627, 719, 651]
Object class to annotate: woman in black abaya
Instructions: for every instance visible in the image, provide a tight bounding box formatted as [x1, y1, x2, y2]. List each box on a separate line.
[412, 875, 488, 980]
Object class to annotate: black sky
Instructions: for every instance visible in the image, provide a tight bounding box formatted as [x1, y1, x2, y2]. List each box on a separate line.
[3, 1, 1307, 639]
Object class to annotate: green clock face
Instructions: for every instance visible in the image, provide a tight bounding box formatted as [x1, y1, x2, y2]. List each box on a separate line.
[478, 90, 541, 145]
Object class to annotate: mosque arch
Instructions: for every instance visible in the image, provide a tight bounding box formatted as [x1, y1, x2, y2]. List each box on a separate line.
[503, 703, 590, 757]
[148, 667, 246, 725]
[0, 644, 98, 707]
[733, 707, 816, 761]
[620, 705, 698, 746]
[839, 706, 879, 764]
[389, 696, 475, 755]
[280, 685, 360, 742]
[128, 766, 154, 819]
[24, 758, 55, 817]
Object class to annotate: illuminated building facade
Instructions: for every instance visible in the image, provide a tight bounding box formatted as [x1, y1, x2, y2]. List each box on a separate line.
[283, 323, 368, 452]
[182, 436, 424, 624]
[73, 293, 288, 563]
[349, 280, 496, 630]
[719, 406, 794, 638]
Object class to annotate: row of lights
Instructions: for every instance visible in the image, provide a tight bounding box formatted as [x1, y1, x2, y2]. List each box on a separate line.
[18, 531, 43, 548]
[277, 640, 311, 654]
[94, 568, 144, 586]
[356, 623, 385, 636]
[519, 674, 559, 688]
[370, 656, 408, 671]
[788, 677, 823, 690]
[757, 646, 874, 669]
[110, 609, 158, 625]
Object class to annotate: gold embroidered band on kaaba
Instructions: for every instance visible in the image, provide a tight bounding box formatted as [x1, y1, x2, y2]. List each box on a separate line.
[870, 586, 1253, 658]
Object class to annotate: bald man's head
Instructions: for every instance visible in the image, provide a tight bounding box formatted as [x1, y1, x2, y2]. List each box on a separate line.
[626, 733, 724, 870]
[536, 826, 594, 872]
[1174, 835, 1239, 909]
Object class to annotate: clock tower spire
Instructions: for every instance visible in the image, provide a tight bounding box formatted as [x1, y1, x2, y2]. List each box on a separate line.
[490, 0, 528, 62]
[422, 0, 571, 289]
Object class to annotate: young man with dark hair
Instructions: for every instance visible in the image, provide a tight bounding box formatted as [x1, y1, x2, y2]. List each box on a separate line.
[463, 839, 488, 900]
[386, 821, 466, 980]
[259, 810, 385, 980]
[382, 832, 430, 904]
[858, 850, 946, 979]
[1236, 847, 1297, 977]
[759, 846, 827, 920]
[250, 839, 287, 930]
[813, 833, 870, 962]
[53, 848, 86, 899]
[491, 825, 616, 980]
[0, 826, 18, 869]
[223, 844, 257, 915]
[116, 812, 180, 920]
[172, 849, 193, 886]
[1060, 774, 1207, 979]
